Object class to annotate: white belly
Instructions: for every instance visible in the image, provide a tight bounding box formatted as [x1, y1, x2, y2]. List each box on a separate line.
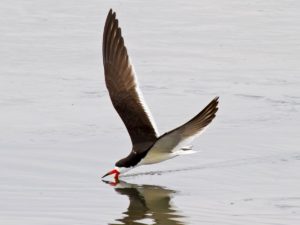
[139, 144, 196, 165]
[139, 150, 176, 165]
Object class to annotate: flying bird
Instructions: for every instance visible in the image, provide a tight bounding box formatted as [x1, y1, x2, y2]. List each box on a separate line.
[102, 9, 219, 180]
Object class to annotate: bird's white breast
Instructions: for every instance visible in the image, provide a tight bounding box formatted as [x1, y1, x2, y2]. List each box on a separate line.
[139, 147, 176, 165]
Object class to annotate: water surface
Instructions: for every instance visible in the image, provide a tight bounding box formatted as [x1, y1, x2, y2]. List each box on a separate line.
[0, 0, 300, 224]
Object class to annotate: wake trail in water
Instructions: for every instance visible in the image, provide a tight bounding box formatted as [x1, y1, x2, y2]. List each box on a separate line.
[122, 153, 300, 178]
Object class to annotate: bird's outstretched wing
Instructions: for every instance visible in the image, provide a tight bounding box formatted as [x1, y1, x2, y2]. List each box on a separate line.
[103, 9, 158, 147]
[149, 97, 219, 154]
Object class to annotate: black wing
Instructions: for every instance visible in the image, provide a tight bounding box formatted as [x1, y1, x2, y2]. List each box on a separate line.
[103, 9, 158, 149]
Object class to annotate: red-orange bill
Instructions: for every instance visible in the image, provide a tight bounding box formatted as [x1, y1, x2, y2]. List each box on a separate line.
[101, 169, 118, 178]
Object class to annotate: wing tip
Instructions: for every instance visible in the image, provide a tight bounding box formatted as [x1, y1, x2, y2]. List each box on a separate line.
[211, 96, 220, 112]
[108, 8, 114, 17]
[193, 96, 220, 126]
[212, 96, 219, 105]
[105, 9, 117, 27]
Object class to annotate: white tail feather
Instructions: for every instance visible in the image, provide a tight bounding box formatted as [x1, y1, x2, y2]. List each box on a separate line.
[175, 150, 197, 155]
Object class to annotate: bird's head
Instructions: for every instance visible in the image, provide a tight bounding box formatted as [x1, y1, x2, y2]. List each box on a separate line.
[102, 167, 131, 181]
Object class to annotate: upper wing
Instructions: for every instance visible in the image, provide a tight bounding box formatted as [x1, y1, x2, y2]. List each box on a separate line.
[103, 9, 158, 147]
[151, 97, 219, 153]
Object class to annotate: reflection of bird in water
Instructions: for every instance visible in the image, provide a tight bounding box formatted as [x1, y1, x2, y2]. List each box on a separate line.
[105, 180, 185, 225]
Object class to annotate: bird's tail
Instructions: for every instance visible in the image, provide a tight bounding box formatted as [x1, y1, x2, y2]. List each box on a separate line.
[176, 147, 197, 155]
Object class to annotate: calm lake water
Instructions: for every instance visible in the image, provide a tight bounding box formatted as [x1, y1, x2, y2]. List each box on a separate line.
[1, 0, 300, 224]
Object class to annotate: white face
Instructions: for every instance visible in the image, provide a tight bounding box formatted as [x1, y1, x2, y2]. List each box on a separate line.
[115, 166, 132, 175]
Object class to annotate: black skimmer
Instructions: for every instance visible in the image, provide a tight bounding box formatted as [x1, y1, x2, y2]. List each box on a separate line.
[102, 9, 219, 181]
[104, 180, 184, 225]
